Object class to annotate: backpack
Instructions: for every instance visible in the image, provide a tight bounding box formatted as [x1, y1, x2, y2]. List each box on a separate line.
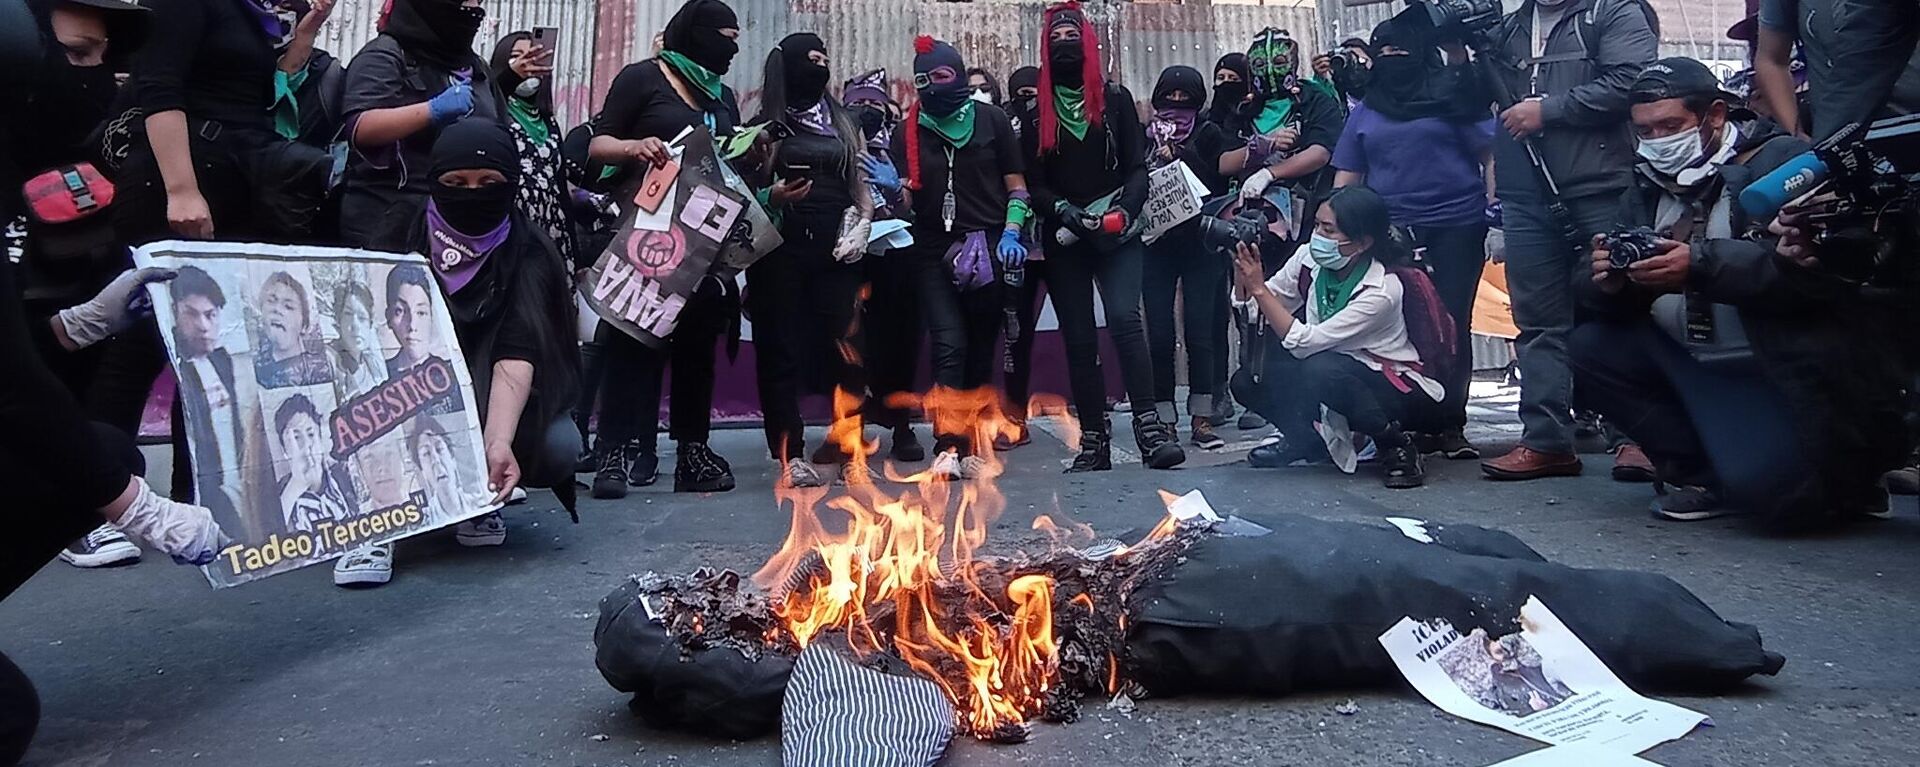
[1295, 262, 1459, 385]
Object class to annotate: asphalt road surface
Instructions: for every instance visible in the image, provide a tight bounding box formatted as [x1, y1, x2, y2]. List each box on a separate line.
[5, 406, 1917, 767]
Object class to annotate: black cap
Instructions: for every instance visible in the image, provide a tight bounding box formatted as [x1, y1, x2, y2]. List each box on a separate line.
[1629, 57, 1735, 105]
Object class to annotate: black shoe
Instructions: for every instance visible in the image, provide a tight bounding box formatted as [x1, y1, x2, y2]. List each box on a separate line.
[1650, 483, 1728, 521]
[1065, 430, 1112, 473]
[1381, 442, 1426, 489]
[992, 418, 1032, 451]
[1247, 440, 1326, 468]
[1236, 411, 1268, 430]
[591, 442, 634, 499]
[1433, 430, 1480, 460]
[891, 425, 927, 462]
[1209, 394, 1237, 425]
[1134, 412, 1187, 470]
[675, 442, 736, 493]
[810, 439, 851, 465]
[629, 449, 659, 487]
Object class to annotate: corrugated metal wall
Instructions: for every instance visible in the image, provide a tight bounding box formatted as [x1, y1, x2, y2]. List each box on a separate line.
[312, 0, 600, 127]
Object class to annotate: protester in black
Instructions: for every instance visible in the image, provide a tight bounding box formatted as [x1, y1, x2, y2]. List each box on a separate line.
[998, 63, 1049, 451]
[587, 0, 741, 496]
[1022, 2, 1184, 472]
[490, 31, 577, 268]
[889, 36, 1029, 481]
[1204, 53, 1254, 429]
[340, 0, 503, 251]
[747, 33, 875, 487]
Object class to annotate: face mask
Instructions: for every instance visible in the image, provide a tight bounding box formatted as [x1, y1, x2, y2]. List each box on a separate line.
[852, 103, 890, 138]
[1308, 233, 1353, 270]
[968, 89, 994, 105]
[432, 182, 516, 237]
[916, 64, 969, 117]
[1213, 80, 1248, 110]
[1050, 41, 1086, 76]
[787, 62, 831, 105]
[1636, 126, 1705, 179]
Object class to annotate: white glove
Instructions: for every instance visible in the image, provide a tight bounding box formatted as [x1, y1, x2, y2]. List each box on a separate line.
[1240, 168, 1276, 201]
[108, 476, 226, 565]
[57, 267, 176, 349]
[834, 212, 871, 264]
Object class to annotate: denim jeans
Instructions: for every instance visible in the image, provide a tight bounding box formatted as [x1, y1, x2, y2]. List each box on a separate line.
[1499, 192, 1621, 453]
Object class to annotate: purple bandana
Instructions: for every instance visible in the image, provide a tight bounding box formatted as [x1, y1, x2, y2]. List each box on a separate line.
[1148, 107, 1198, 156]
[425, 199, 511, 294]
[239, 0, 301, 49]
[789, 99, 838, 138]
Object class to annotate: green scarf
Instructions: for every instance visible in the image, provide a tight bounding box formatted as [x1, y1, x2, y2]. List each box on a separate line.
[1253, 97, 1294, 134]
[1053, 85, 1090, 141]
[270, 67, 310, 141]
[1313, 256, 1371, 320]
[918, 100, 977, 147]
[507, 96, 551, 145]
[660, 50, 722, 101]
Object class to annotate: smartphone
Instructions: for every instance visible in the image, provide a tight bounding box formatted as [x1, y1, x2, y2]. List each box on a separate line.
[530, 26, 560, 55]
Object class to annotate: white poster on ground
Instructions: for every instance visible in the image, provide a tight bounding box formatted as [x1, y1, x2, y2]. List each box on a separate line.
[1379, 596, 1707, 755]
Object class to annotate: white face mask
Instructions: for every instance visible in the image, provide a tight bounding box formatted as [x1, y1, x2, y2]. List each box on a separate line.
[968, 89, 994, 104]
[1636, 127, 1706, 179]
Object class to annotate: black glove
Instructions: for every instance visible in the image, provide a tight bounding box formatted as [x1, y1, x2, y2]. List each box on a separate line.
[1055, 202, 1101, 238]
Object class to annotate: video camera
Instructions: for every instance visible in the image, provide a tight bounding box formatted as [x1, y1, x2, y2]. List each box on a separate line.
[1743, 113, 1920, 284]
[1411, 0, 1505, 36]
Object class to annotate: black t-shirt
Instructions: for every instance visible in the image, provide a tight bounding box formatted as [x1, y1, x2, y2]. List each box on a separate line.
[775, 130, 854, 223]
[1019, 84, 1149, 218]
[1222, 85, 1346, 195]
[888, 103, 1024, 238]
[592, 59, 740, 149]
[131, 0, 278, 128]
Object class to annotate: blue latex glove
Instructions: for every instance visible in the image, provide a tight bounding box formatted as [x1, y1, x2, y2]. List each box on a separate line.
[997, 228, 1027, 267]
[863, 155, 902, 192]
[428, 70, 475, 126]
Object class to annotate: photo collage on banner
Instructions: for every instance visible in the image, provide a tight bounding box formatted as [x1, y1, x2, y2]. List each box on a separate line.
[137, 242, 497, 588]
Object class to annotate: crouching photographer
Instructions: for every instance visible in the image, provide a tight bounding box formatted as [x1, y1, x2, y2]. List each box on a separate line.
[1571, 58, 1908, 528]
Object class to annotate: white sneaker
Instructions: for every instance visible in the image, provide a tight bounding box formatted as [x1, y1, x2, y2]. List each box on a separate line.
[959, 455, 1000, 480]
[59, 525, 141, 568]
[929, 449, 964, 481]
[782, 458, 826, 488]
[333, 545, 393, 587]
[455, 512, 507, 547]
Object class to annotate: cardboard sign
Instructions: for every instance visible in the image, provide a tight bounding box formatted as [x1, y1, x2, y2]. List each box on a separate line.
[135, 241, 499, 588]
[1142, 161, 1211, 244]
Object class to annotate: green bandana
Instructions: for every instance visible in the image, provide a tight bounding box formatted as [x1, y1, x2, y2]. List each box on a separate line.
[1313, 255, 1371, 319]
[1303, 74, 1339, 101]
[918, 100, 977, 147]
[660, 51, 722, 101]
[1253, 97, 1294, 134]
[1053, 85, 1090, 141]
[270, 67, 310, 141]
[507, 97, 551, 145]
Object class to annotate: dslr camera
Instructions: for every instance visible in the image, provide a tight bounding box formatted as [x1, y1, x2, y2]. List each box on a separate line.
[1410, 0, 1504, 36]
[1601, 226, 1661, 271]
[1198, 207, 1271, 256]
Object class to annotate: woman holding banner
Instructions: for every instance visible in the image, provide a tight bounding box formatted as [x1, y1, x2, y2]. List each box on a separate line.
[585, 0, 742, 499]
[889, 36, 1031, 481]
[744, 33, 874, 487]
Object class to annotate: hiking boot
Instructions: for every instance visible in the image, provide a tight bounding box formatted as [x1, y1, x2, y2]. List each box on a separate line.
[675, 442, 736, 493]
[1190, 416, 1226, 450]
[1650, 483, 1728, 521]
[59, 525, 141, 568]
[1611, 443, 1656, 482]
[780, 458, 827, 488]
[992, 418, 1032, 451]
[1433, 430, 1480, 460]
[1481, 446, 1583, 481]
[1381, 441, 1426, 489]
[1065, 429, 1112, 473]
[592, 441, 636, 499]
[891, 425, 927, 462]
[1134, 412, 1187, 470]
[1237, 411, 1268, 430]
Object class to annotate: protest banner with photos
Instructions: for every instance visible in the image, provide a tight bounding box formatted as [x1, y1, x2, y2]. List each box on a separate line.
[1379, 596, 1707, 755]
[1141, 161, 1211, 244]
[136, 241, 499, 588]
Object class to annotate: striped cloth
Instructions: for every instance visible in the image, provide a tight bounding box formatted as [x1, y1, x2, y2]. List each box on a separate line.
[781, 641, 955, 767]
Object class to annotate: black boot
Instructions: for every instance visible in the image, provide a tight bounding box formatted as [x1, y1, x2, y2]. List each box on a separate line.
[675, 442, 736, 493]
[1134, 412, 1188, 470]
[1378, 424, 1425, 489]
[1065, 426, 1112, 473]
[591, 440, 636, 500]
[891, 424, 927, 462]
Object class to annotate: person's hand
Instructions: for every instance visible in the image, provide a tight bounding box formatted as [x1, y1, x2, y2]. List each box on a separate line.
[1500, 98, 1545, 139]
[486, 440, 521, 505]
[997, 228, 1027, 267]
[1241, 167, 1276, 200]
[1311, 53, 1333, 78]
[1055, 201, 1096, 237]
[627, 137, 671, 167]
[834, 215, 871, 263]
[1627, 239, 1691, 293]
[1769, 204, 1822, 268]
[1268, 126, 1300, 152]
[427, 74, 475, 126]
[295, 0, 334, 37]
[511, 43, 555, 80]
[58, 267, 178, 349]
[862, 155, 902, 192]
[1588, 234, 1626, 294]
[769, 178, 813, 207]
[1155, 143, 1176, 162]
[166, 188, 214, 239]
[1232, 241, 1265, 291]
[107, 477, 226, 566]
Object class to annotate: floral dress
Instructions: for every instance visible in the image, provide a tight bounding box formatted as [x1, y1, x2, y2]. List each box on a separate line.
[506, 113, 577, 268]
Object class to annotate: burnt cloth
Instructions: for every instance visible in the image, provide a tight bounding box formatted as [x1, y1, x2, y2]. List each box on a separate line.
[593, 578, 793, 739]
[1127, 514, 1786, 697]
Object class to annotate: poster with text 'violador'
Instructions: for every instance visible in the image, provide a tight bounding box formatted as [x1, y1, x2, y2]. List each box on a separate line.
[136, 241, 499, 588]
[581, 127, 764, 348]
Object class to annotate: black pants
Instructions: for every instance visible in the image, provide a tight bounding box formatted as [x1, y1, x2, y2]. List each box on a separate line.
[112, 127, 276, 246]
[516, 415, 583, 490]
[1144, 220, 1227, 415]
[864, 249, 923, 431]
[1046, 233, 1154, 433]
[1568, 319, 1807, 510]
[747, 221, 868, 460]
[1004, 258, 1052, 413]
[1402, 223, 1488, 433]
[1232, 339, 1421, 456]
[4, 420, 141, 599]
[595, 277, 732, 451]
[908, 237, 1004, 454]
[1, 650, 35, 767]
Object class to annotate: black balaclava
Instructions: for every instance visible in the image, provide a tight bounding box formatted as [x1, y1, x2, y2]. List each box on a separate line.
[489, 31, 551, 113]
[1009, 66, 1041, 102]
[429, 118, 521, 235]
[780, 32, 830, 106]
[384, 0, 485, 70]
[1151, 65, 1206, 111]
[663, 0, 740, 75]
[913, 37, 969, 117]
[1047, 7, 1088, 87]
[1365, 6, 1481, 122]
[1208, 53, 1251, 123]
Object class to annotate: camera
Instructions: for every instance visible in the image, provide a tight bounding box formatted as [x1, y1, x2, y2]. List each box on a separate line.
[1601, 227, 1661, 271]
[1326, 48, 1370, 98]
[1198, 207, 1271, 255]
[1410, 0, 1504, 35]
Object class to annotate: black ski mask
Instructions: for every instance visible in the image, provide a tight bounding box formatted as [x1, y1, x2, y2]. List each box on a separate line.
[429, 119, 521, 235]
[1046, 10, 1088, 86]
[913, 37, 969, 118]
[663, 0, 740, 75]
[1208, 53, 1251, 123]
[1008, 66, 1040, 105]
[779, 32, 830, 106]
[384, 0, 486, 70]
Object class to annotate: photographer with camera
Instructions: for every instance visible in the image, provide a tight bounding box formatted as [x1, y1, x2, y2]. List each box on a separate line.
[1573, 58, 1905, 526]
[1474, 0, 1659, 482]
[1313, 38, 1372, 109]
